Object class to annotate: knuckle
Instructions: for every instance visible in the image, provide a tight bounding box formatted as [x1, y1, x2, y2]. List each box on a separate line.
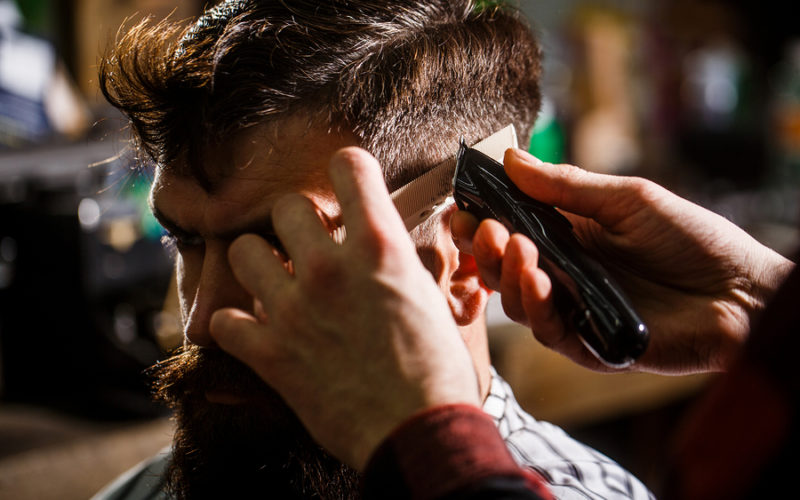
[473, 232, 502, 263]
[626, 176, 660, 202]
[300, 249, 344, 287]
[356, 224, 403, 264]
[552, 164, 584, 205]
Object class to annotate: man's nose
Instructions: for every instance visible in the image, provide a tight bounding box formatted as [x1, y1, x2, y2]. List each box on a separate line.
[183, 243, 252, 347]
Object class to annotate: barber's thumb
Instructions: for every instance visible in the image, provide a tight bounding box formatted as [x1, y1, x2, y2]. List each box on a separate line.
[502, 149, 563, 201]
[502, 148, 611, 217]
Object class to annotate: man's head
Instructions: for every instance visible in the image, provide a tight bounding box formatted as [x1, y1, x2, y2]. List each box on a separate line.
[101, 0, 541, 497]
[101, 0, 541, 190]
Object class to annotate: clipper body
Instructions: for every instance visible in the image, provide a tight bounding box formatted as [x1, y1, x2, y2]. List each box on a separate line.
[453, 143, 648, 367]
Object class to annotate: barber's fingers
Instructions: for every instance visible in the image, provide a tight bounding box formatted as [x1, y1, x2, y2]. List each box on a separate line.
[271, 193, 337, 280]
[450, 210, 479, 255]
[499, 235, 539, 326]
[470, 219, 510, 291]
[327, 147, 410, 249]
[228, 234, 289, 302]
[210, 308, 279, 371]
[518, 264, 567, 348]
[503, 148, 634, 227]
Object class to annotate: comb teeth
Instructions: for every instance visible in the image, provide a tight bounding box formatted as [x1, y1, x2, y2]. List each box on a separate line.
[389, 124, 518, 233]
[328, 126, 519, 243]
[390, 158, 457, 232]
[331, 225, 347, 244]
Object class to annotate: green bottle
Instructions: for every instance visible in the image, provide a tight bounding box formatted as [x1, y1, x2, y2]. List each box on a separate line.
[528, 97, 565, 164]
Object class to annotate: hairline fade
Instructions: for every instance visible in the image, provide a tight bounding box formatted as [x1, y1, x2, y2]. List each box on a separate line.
[99, 0, 542, 192]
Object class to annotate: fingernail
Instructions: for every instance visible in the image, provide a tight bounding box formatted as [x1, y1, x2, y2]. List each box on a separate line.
[516, 148, 544, 165]
[505, 148, 543, 168]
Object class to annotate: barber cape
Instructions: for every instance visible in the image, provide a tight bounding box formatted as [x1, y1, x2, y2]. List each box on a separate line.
[92, 368, 653, 500]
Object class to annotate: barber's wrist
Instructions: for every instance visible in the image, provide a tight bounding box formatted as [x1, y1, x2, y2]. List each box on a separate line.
[714, 247, 797, 371]
[351, 396, 481, 471]
[362, 403, 524, 499]
[756, 251, 795, 301]
[747, 248, 795, 323]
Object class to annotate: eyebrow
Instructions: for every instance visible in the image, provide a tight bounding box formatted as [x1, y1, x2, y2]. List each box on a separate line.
[150, 205, 191, 239]
[149, 203, 276, 241]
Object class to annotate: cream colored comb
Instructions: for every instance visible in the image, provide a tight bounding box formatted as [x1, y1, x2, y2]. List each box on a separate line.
[330, 124, 518, 243]
[390, 124, 518, 231]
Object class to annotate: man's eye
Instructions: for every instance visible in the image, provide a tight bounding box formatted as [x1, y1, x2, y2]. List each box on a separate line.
[161, 232, 204, 255]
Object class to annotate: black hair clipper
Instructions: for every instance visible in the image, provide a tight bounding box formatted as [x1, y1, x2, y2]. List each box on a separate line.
[452, 141, 649, 368]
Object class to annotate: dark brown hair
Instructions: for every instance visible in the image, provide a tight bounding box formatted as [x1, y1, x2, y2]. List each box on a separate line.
[100, 0, 542, 190]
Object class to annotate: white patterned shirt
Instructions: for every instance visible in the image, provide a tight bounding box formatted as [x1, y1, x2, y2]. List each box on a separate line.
[484, 368, 655, 499]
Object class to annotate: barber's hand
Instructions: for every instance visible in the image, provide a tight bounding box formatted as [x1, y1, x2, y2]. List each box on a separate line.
[210, 147, 480, 470]
[452, 148, 795, 374]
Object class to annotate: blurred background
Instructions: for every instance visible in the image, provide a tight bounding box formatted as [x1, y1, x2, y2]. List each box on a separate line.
[0, 0, 797, 498]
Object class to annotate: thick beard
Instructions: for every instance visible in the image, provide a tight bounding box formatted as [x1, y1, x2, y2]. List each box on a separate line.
[148, 345, 361, 499]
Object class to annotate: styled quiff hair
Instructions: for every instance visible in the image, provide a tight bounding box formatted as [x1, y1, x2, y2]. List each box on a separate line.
[100, 0, 542, 190]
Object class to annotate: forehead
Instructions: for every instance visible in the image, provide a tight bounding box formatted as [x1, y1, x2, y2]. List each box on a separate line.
[150, 120, 360, 235]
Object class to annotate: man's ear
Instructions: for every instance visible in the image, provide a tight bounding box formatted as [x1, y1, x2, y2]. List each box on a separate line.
[446, 251, 492, 326]
[428, 207, 491, 327]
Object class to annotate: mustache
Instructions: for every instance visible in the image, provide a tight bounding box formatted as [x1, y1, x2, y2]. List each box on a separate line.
[149, 347, 362, 498]
[147, 344, 279, 408]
